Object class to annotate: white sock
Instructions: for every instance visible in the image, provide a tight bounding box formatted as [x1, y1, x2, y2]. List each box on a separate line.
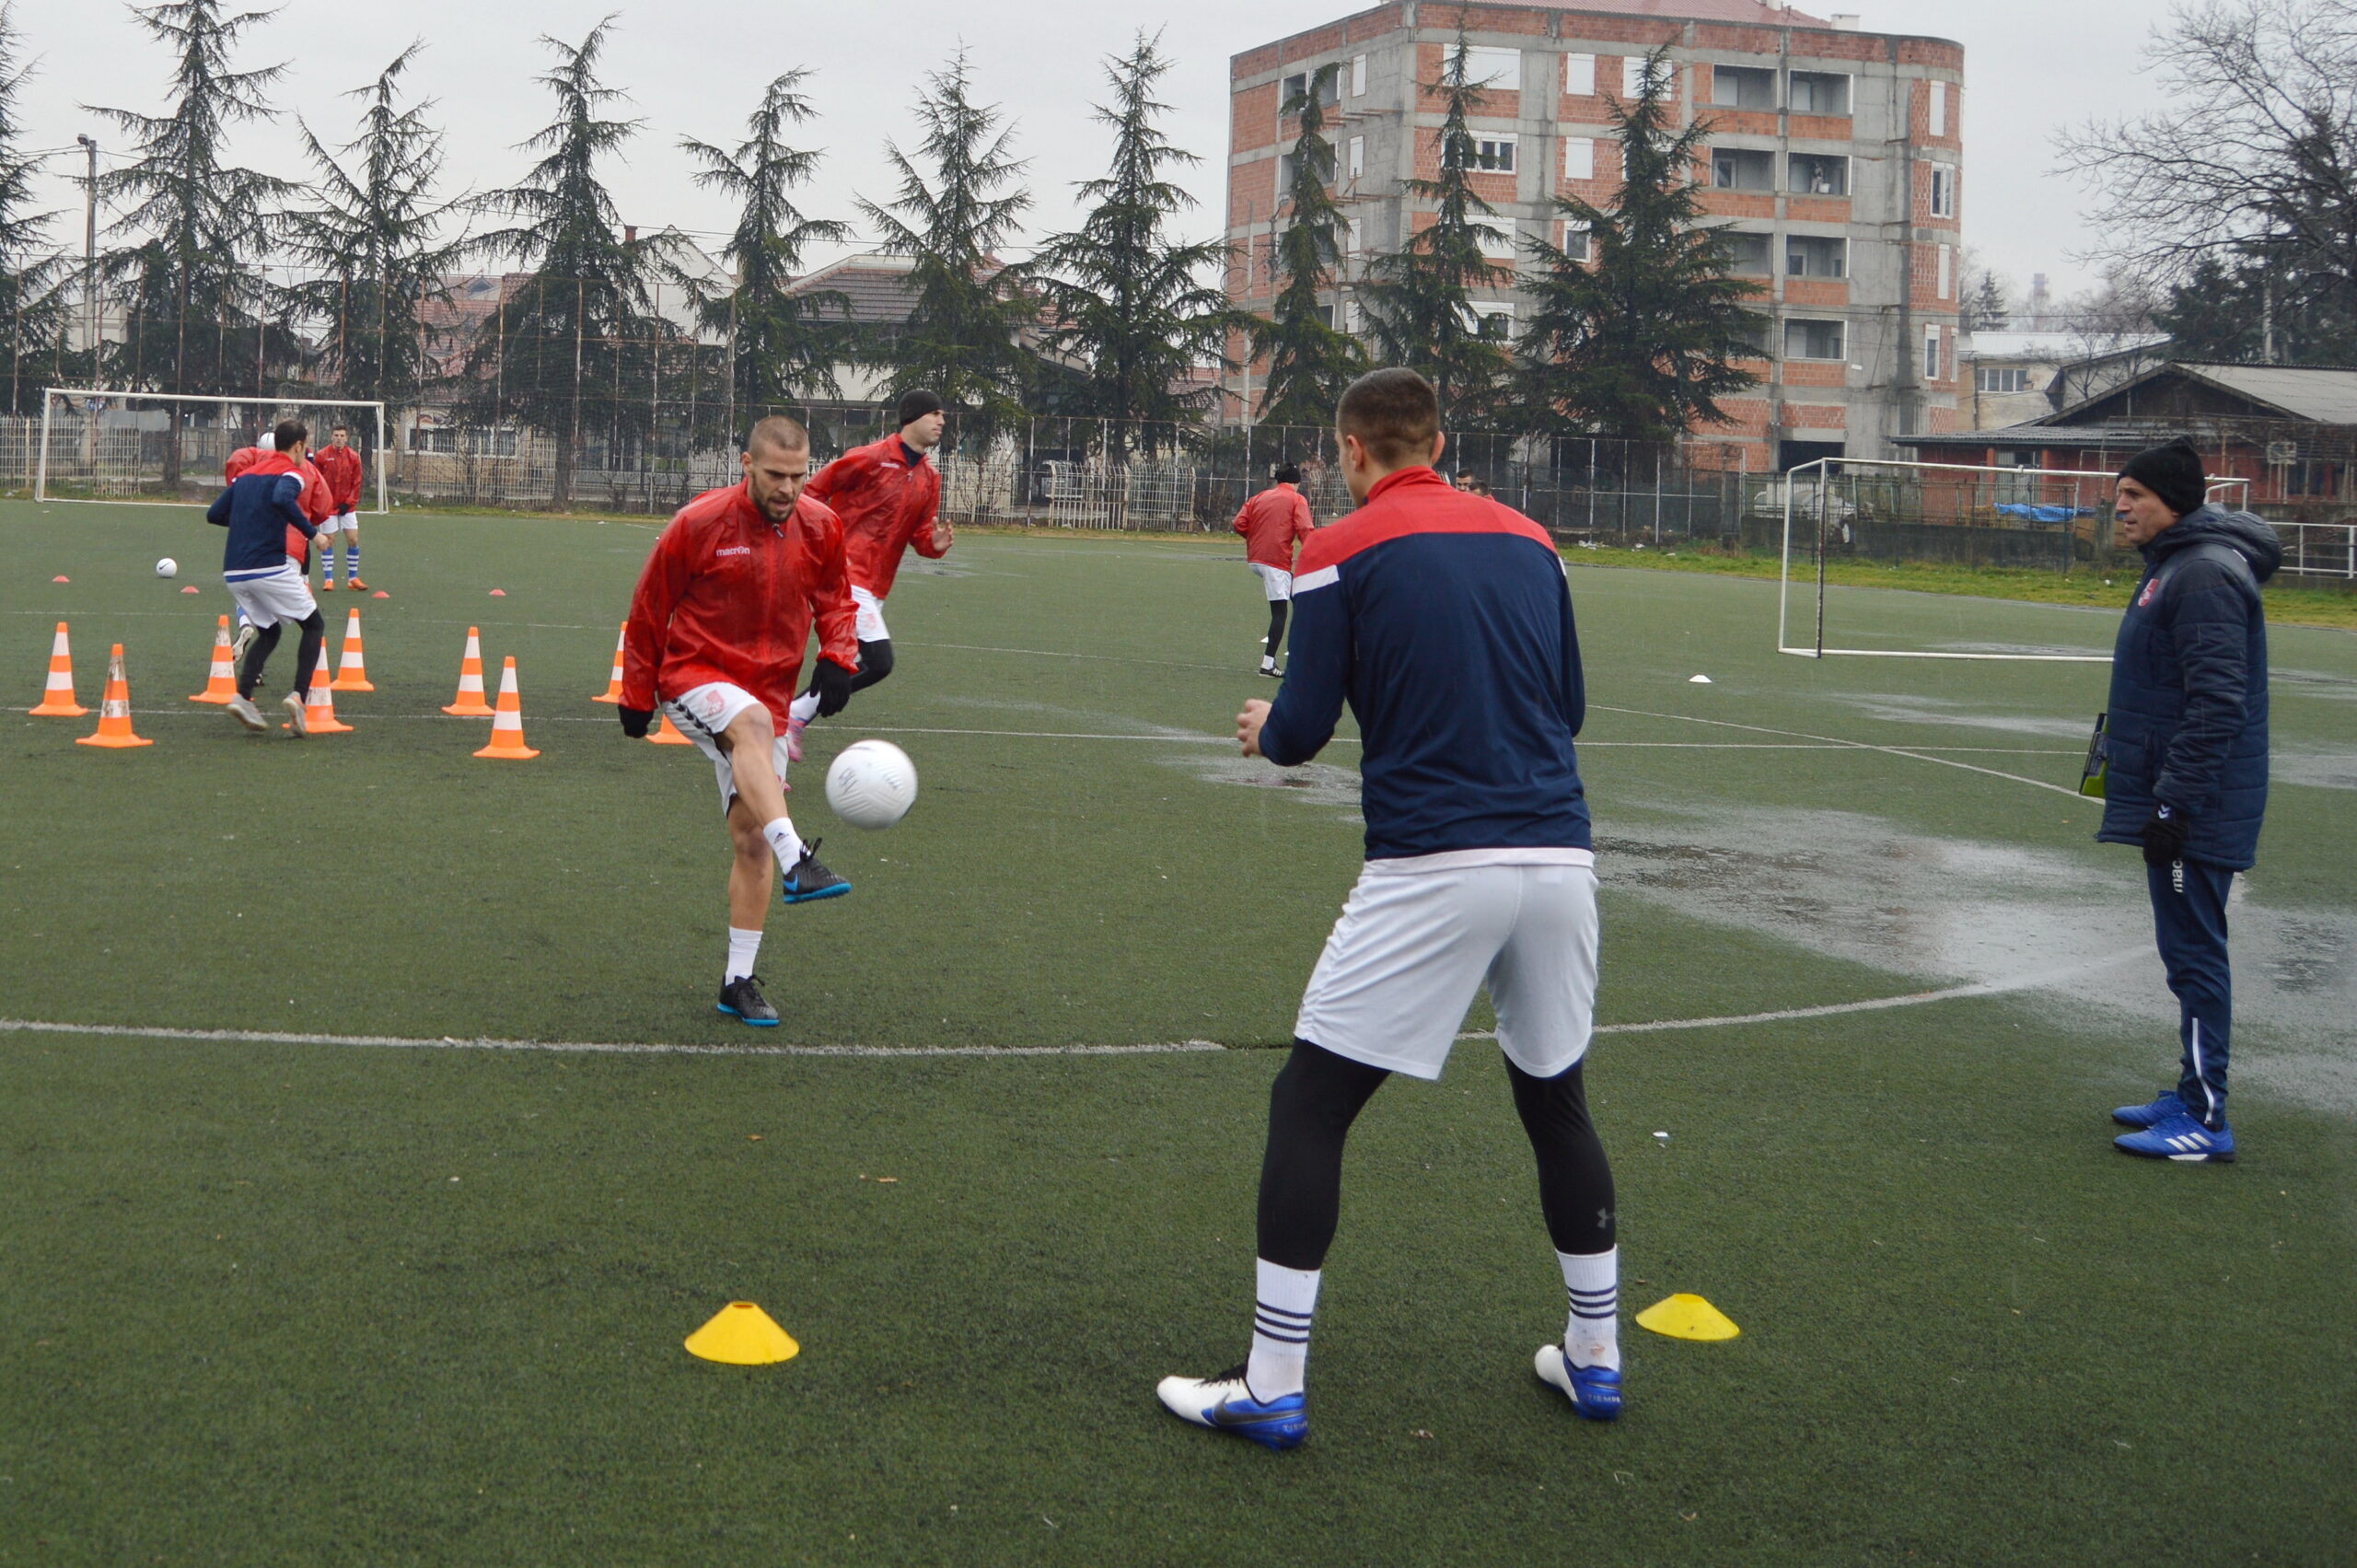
[761, 817, 805, 874]
[787, 691, 819, 724]
[1560, 1246, 1620, 1370]
[725, 926, 762, 982]
[1245, 1259, 1320, 1401]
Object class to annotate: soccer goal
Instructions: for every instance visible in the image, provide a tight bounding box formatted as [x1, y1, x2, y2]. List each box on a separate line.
[1772, 457, 2253, 661]
[34, 388, 389, 513]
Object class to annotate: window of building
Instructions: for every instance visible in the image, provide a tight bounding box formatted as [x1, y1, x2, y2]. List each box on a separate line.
[1936, 242, 1953, 298]
[1281, 69, 1340, 110]
[1283, 72, 1305, 106]
[1446, 134, 1515, 173]
[1563, 136, 1596, 180]
[1351, 54, 1367, 97]
[1787, 234, 1847, 278]
[1711, 64, 1776, 110]
[1456, 46, 1521, 91]
[1713, 147, 1775, 191]
[1623, 54, 1668, 100]
[1785, 318, 1846, 360]
[1789, 71, 1850, 115]
[1347, 216, 1364, 254]
[1477, 223, 1518, 261]
[1923, 325, 1945, 380]
[1348, 134, 1364, 182]
[1928, 165, 1956, 217]
[1561, 218, 1592, 262]
[1345, 297, 1364, 333]
[1723, 230, 1771, 275]
[1977, 367, 2035, 394]
[1563, 52, 1596, 97]
[1790, 152, 1849, 196]
[1472, 303, 1515, 341]
[1929, 79, 1947, 136]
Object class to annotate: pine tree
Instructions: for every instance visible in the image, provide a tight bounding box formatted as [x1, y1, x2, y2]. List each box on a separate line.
[1359, 29, 1513, 428]
[1962, 270, 2010, 333]
[0, 6, 70, 414]
[680, 68, 852, 417]
[1516, 47, 1764, 445]
[283, 44, 465, 420]
[88, 0, 295, 481]
[1249, 63, 1364, 429]
[1028, 32, 1238, 447]
[469, 18, 652, 509]
[858, 52, 1035, 430]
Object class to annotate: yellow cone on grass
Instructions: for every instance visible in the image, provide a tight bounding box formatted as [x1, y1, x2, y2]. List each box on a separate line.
[685, 1301, 800, 1365]
[1636, 1293, 1740, 1342]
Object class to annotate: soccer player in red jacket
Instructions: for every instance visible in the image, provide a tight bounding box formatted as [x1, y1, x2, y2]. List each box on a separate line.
[311, 424, 366, 591]
[619, 415, 861, 1027]
[1233, 463, 1316, 677]
[784, 389, 954, 758]
[225, 431, 334, 667]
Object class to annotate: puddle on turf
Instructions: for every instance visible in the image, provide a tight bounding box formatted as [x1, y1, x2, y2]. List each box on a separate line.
[2275, 748, 2357, 792]
[1829, 692, 2092, 740]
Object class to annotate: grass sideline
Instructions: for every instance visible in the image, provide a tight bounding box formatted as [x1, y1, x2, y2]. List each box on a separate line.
[4, 505, 2353, 1562]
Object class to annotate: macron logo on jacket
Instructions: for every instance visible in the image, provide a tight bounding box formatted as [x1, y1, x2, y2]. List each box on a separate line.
[1259, 466, 1590, 861]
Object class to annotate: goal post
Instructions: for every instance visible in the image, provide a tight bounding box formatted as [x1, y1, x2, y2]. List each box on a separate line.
[1773, 457, 2253, 662]
[34, 389, 389, 514]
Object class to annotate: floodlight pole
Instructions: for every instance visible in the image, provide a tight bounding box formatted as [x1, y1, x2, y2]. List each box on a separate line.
[76, 137, 98, 374]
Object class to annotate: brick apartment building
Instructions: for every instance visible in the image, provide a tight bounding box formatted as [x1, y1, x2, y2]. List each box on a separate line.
[1225, 0, 1965, 469]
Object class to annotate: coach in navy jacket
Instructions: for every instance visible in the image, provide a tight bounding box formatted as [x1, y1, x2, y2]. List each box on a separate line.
[2099, 436, 2280, 1163]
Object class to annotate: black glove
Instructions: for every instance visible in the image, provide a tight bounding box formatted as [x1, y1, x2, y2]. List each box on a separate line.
[2141, 804, 2191, 868]
[619, 705, 653, 739]
[809, 658, 853, 718]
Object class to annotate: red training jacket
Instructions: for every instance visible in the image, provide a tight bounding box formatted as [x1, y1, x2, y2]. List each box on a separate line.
[620, 482, 860, 724]
[225, 447, 330, 564]
[802, 435, 947, 598]
[1233, 483, 1315, 570]
[314, 444, 365, 510]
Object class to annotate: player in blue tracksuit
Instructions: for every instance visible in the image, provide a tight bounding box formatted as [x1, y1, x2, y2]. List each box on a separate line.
[1157, 369, 1623, 1450]
[205, 417, 326, 736]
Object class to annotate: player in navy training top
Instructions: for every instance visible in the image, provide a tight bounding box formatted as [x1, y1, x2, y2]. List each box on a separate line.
[1157, 369, 1625, 1450]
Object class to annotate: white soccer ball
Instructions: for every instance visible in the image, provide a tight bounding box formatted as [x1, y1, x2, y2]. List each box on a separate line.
[156, 557, 178, 578]
[825, 738, 918, 830]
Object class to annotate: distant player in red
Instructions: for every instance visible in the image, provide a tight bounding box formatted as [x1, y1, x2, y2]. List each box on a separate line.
[619, 414, 860, 1027]
[1234, 464, 1315, 677]
[311, 424, 366, 590]
[784, 389, 954, 757]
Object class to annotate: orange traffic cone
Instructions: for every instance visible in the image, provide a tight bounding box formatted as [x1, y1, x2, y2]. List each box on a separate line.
[473, 656, 540, 760]
[29, 621, 87, 715]
[331, 607, 374, 691]
[649, 710, 693, 745]
[286, 648, 354, 733]
[592, 622, 626, 703]
[75, 644, 153, 748]
[190, 615, 238, 703]
[442, 626, 494, 715]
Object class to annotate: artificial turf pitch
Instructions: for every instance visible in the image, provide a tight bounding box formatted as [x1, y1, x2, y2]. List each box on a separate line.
[2, 500, 2352, 1563]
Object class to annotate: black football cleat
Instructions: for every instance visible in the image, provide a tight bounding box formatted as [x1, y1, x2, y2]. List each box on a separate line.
[716, 973, 780, 1027]
[781, 839, 851, 904]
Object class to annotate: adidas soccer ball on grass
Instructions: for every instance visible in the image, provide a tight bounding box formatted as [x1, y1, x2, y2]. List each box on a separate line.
[825, 739, 918, 830]
[155, 557, 177, 578]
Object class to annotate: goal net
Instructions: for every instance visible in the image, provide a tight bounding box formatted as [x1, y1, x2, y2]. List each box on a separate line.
[34, 389, 389, 513]
[1772, 458, 2253, 661]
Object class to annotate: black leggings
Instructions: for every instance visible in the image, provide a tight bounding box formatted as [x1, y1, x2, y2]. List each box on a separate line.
[807, 638, 895, 703]
[1265, 600, 1289, 661]
[237, 610, 325, 701]
[1257, 1040, 1617, 1271]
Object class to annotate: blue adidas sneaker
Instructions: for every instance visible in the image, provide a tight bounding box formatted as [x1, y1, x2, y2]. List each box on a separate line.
[1534, 1343, 1623, 1421]
[2114, 1111, 2235, 1163]
[2112, 1089, 2188, 1129]
[1156, 1364, 1307, 1451]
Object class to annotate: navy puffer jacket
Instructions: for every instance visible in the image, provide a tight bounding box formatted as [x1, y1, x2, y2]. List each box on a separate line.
[2096, 505, 2281, 870]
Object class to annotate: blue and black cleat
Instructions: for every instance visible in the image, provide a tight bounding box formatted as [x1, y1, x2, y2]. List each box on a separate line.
[1156, 1365, 1308, 1451]
[781, 839, 851, 904]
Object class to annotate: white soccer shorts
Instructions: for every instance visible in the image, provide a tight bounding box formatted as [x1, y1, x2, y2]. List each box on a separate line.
[223, 563, 318, 629]
[1250, 562, 1294, 601]
[1295, 851, 1599, 1081]
[851, 585, 889, 643]
[316, 509, 359, 535]
[660, 680, 793, 817]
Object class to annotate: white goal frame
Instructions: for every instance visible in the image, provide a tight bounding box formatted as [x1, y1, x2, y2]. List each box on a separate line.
[34, 388, 389, 514]
[1775, 457, 2253, 662]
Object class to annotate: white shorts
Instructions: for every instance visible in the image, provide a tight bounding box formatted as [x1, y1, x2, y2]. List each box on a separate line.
[316, 510, 359, 534]
[851, 585, 889, 643]
[1250, 562, 1294, 601]
[223, 563, 318, 629]
[661, 681, 792, 816]
[1295, 852, 1599, 1082]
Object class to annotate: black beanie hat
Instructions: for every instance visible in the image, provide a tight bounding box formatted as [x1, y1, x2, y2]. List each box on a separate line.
[2118, 436, 2206, 517]
[897, 389, 944, 428]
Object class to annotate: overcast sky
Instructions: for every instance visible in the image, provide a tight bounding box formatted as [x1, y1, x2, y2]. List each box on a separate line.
[10, 0, 2166, 303]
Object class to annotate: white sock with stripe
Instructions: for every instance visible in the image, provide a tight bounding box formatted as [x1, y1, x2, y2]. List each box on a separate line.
[725, 926, 762, 982]
[1245, 1259, 1319, 1401]
[787, 691, 820, 725]
[761, 818, 805, 873]
[1560, 1246, 1620, 1370]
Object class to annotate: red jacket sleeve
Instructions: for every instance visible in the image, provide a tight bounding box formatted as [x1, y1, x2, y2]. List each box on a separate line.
[910, 470, 948, 559]
[621, 517, 695, 711]
[297, 462, 333, 523]
[1232, 497, 1252, 537]
[1292, 492, 1314, 541]
[807, 509, 860, 672]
